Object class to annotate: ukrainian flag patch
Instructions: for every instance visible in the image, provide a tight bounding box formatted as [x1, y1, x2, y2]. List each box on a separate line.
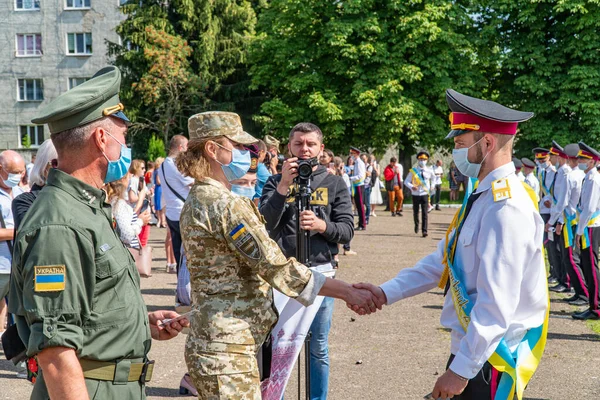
[229, 223, 261, 260]
[34, 265, 66, 292]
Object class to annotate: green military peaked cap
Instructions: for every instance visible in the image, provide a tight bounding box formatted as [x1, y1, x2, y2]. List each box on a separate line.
[32, 66, 130, 134]
[188, 111, 257, 144]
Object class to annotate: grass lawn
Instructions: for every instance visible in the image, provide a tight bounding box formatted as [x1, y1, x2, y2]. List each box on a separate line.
[586, 320, 600, 338]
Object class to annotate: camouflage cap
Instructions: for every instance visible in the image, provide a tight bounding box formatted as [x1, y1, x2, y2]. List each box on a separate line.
[188, 111, 256, 145]
[264, 135, 280, 149]
[32, 66, 130, 134]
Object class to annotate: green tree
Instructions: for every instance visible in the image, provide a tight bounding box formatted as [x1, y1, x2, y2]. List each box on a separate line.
[110, 0, 260, 157]
[146, 134, 167, 161]
[250, 0, 487, 158]
[470, 0, 600, 154]
[21, 134, 32, 149]
[128, 25, 206, 147]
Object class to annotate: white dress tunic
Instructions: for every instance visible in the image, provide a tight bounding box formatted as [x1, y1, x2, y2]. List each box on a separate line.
[380, 162, 548, 379]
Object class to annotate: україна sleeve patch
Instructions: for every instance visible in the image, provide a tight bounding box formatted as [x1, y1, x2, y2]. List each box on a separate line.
[34, 265, 66, 292]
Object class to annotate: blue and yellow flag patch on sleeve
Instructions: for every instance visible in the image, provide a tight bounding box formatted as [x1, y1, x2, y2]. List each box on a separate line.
[229, 223, 261, 260]
[34, 265, 66, 292]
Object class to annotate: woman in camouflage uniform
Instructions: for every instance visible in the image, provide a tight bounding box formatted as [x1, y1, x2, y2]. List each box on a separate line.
[178, 111, 379, 400]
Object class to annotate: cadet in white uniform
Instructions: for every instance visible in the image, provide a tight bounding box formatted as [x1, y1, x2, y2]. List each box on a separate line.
[405, 151, 434, 237]
[561, 144, 588, 307]
[533, 147, 562, 285]
[513, 157, 525, 181]
[354, 89, 548, 400]
[547, 141, 570, 292]
[522, 157, 540, 202]
[573, 142, 600, 321]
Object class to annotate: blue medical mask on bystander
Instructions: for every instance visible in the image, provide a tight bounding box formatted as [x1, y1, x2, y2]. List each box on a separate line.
[2, 171, 22, 188]
[231, 184, 256, 199]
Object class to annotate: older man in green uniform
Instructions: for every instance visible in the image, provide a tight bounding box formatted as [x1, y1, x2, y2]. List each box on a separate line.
[9, 66, 188, 400]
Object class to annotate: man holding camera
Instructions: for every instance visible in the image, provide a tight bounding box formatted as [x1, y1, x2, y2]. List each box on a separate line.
[260, 122, 354, 400]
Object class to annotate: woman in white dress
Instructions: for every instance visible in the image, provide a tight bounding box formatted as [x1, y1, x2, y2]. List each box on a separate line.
[369, 155, 383, 216]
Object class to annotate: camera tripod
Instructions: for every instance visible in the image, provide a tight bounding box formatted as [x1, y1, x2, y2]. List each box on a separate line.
[295, 175, 312, 400]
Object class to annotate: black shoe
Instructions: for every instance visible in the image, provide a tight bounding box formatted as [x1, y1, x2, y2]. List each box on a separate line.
[572, 309, 600, 320]
[356, 226, 366, 231]
[549, 284, 568, 293]
[569, 298, 589, 306]
[564, 294, 579, 302]
[391, 212, 396, 217]
[422, 233, 428, 238]
[396, 211, 403, 217]
[572, 308, 590, 318]
[414, 225, 418, 234]
[547, 277, 558, 285]
[435, 206, 441, 211]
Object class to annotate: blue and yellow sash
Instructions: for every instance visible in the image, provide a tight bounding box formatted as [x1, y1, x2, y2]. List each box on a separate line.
[539, 169, 557, 204]
[576, 207, 600, 249]
[410, 167, 429, 194]
[438, 178, 549, 400]
[562, 211, 578, 248]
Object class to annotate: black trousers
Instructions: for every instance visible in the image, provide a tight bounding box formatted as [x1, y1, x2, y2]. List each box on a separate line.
[541, 214, 563, 282]
[446, 355, 502, 400]
[166, 217, 183, 273]
[580, 226, 600, 315]
[354, 185, 366, 228]
[431, 184, 442, 206]
[412, 195, 428, 234]
[562, 225, 588, 299]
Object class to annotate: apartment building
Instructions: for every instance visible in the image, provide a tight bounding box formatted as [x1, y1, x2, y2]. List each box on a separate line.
[0, 0, 126, 153]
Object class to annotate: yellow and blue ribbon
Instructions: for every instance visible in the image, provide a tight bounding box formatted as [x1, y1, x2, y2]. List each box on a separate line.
[577, 208, 600, 249]
[410, 167, 430, 194]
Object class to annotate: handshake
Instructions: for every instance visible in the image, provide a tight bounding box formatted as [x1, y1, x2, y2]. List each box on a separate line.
[344, 282, 387, 315]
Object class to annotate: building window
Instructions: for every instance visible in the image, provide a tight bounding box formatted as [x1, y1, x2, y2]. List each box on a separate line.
[20, 125, 45, 147]
[15, 0, 40, 10]
[16, 34, 42, 57]
[65, 0, 90, 8]
[67, 33, 92, 55]
[68, 77, 89, 89]
[17, 79, 43, 101]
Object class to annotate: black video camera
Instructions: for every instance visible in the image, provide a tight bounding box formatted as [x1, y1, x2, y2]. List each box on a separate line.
[296, 157, 319, 181]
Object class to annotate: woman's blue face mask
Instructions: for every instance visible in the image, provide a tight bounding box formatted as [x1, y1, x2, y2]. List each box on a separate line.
[214, 141, 251, 182]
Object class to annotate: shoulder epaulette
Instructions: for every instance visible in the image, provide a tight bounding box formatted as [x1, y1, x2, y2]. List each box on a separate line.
[491, 178, 512, 202]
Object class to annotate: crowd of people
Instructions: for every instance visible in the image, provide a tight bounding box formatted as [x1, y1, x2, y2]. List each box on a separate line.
[0, 65, 596, 400]
[512, 143, 600, 321]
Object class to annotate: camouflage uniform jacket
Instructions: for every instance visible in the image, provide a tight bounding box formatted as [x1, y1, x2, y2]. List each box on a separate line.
[180, 177, 325, 375]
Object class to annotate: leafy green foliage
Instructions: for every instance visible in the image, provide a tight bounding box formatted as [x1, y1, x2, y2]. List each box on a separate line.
[21, 134, 31, 149]
[129, 26, 206, 148]
[110, 0, 259, 158]
[470, 0, 600, 155]
[146, 134, 167, 161]
[250, 0, 486, 154]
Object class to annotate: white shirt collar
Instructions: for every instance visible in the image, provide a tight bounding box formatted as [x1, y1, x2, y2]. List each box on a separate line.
[475, 162, 516, 193]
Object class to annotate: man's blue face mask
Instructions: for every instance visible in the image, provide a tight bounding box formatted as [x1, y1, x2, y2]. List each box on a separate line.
[103, 132, 132, 184]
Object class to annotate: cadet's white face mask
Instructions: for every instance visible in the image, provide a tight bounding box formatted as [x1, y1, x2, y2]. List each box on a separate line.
[452, 137, 489, 178]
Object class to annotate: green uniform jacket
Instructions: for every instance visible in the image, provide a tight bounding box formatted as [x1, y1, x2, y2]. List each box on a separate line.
[9, 169, 151, 399]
